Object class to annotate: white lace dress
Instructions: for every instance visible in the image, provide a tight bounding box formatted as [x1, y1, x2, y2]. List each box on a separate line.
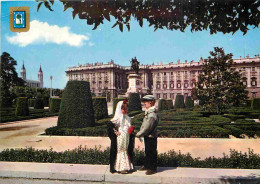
[114, 115, 134, 172]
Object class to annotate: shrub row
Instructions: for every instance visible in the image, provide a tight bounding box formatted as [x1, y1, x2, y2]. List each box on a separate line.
[158, 99, 173, 111]
[0, 147, 259, 169]
[45, 126, 107, 137]
[1, 112, 59, 123]
[251, 98, 260, 110]
[15, 97, 29, 116]
[34, 98, 44, 109]
[49, 98, 62, 113]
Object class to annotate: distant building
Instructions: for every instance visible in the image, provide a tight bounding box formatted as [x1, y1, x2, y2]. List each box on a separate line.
[20, 62, 44, 88]
[66, 55, 260, 99]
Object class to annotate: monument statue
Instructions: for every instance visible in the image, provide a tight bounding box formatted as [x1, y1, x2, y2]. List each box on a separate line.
[130, 57, 140, 74]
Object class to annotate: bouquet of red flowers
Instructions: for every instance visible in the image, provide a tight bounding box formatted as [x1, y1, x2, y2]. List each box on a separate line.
[128, 126, 135, 134]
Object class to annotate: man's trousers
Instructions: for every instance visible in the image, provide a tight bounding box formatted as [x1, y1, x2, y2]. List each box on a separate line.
[144, 136, 157, 171]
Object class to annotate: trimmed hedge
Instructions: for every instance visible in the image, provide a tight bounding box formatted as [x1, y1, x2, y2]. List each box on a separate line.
[223, 114, 246, 121]
[112, 98, 126, 115]
[58, 81, 95, 128]
[1, 107, 58, 123]
[245, 100, 252, 107]
[1, 147, 260, 169]
[29, 99, 35, 107]
[15, 97, 29, 116]
[34, 98, 44, 109]
[128, 93, 142, 112]
[49, 98, 62, 113]
[158, 99, 168, 111]
[185, 96, 194, 108]
[174, 95, 185, 108]
[166, 100, 174, 110]
[92, 97, 108, 120]
[251, 98, 260, 110]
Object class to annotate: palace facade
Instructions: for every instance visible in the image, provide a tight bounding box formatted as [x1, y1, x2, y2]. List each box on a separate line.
[66, 55, 260, 100]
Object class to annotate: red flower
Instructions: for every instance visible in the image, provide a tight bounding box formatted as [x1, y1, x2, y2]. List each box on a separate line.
[128, 126, 135, 134]
[123, 99, 128, 104]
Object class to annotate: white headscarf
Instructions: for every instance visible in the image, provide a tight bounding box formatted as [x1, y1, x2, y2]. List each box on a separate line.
[111, 101, 124, 124]
[111, 101, 131, 130]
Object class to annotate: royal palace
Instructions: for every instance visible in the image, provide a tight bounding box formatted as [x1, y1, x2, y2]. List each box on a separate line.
[66, 55, 260, 100]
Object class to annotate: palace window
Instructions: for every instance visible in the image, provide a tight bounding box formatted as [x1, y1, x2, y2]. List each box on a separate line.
[252, 67, 255, 71]
[177, 83, 181, 88]
[184, 83, 188, 88]
[163, 94, 167, 99]
[170, 83, 174, 88]
[171, 72, 173, 75]
[157, 94, 160, 99]
[164, 72, 166, 76]
[170, 93, 174, 99]
[163, 84, 167, 89]
[251, 77, 257, 86]
[157, 73, 160, 76]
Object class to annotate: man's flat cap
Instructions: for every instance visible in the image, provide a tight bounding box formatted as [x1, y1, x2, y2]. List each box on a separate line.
[141, 95, 155, 101]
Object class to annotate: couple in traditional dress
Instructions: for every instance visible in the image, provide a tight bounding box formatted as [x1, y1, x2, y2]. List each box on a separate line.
[107, 95, 158, 175]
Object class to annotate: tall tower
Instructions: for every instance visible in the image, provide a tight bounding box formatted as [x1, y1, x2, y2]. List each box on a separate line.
[38, 65, 43, 88]
[20, 61, 26, 80]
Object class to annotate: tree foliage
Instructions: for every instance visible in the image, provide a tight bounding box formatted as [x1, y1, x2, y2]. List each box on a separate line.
[0, 52, 25, 108]
[194, 47, 248, 114]
[37, 0, 260, 35]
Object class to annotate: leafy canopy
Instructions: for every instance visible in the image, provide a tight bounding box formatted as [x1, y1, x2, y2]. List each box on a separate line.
[37, 0, 260, 35]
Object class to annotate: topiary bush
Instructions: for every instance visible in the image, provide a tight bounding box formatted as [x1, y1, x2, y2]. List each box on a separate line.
[251, 98, 260, 110]
[174, 95, 185, 108]
[58, 81, 95, 128]
[185, 96, 194, 108]
[49, 98, 62, 113]
[167, 100, 174, 110]
[92, 97, 108, 120]
[34, 98, 44, 109]
[29, 99, 35, 107]
[15, 97, 29, 116]
[128, 93, 142, 112]
[158, 99, 170, 111]
[112, 98, 126, 115]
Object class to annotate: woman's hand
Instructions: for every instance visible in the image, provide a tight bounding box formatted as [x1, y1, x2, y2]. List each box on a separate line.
[113, 128, 121, 136]
[115, 131, 121, 136]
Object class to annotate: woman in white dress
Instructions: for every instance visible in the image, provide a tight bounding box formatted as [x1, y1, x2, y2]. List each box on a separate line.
[110, 100, 134, 174]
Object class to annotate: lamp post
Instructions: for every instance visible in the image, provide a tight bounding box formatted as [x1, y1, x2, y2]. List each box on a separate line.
[50, 75, 53, 98]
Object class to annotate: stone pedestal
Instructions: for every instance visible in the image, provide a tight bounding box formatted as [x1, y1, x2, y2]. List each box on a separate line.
[126, 74, 141, 97]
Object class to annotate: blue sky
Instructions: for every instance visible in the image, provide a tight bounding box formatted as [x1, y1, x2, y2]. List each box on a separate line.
[1, 1, 259, 89]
